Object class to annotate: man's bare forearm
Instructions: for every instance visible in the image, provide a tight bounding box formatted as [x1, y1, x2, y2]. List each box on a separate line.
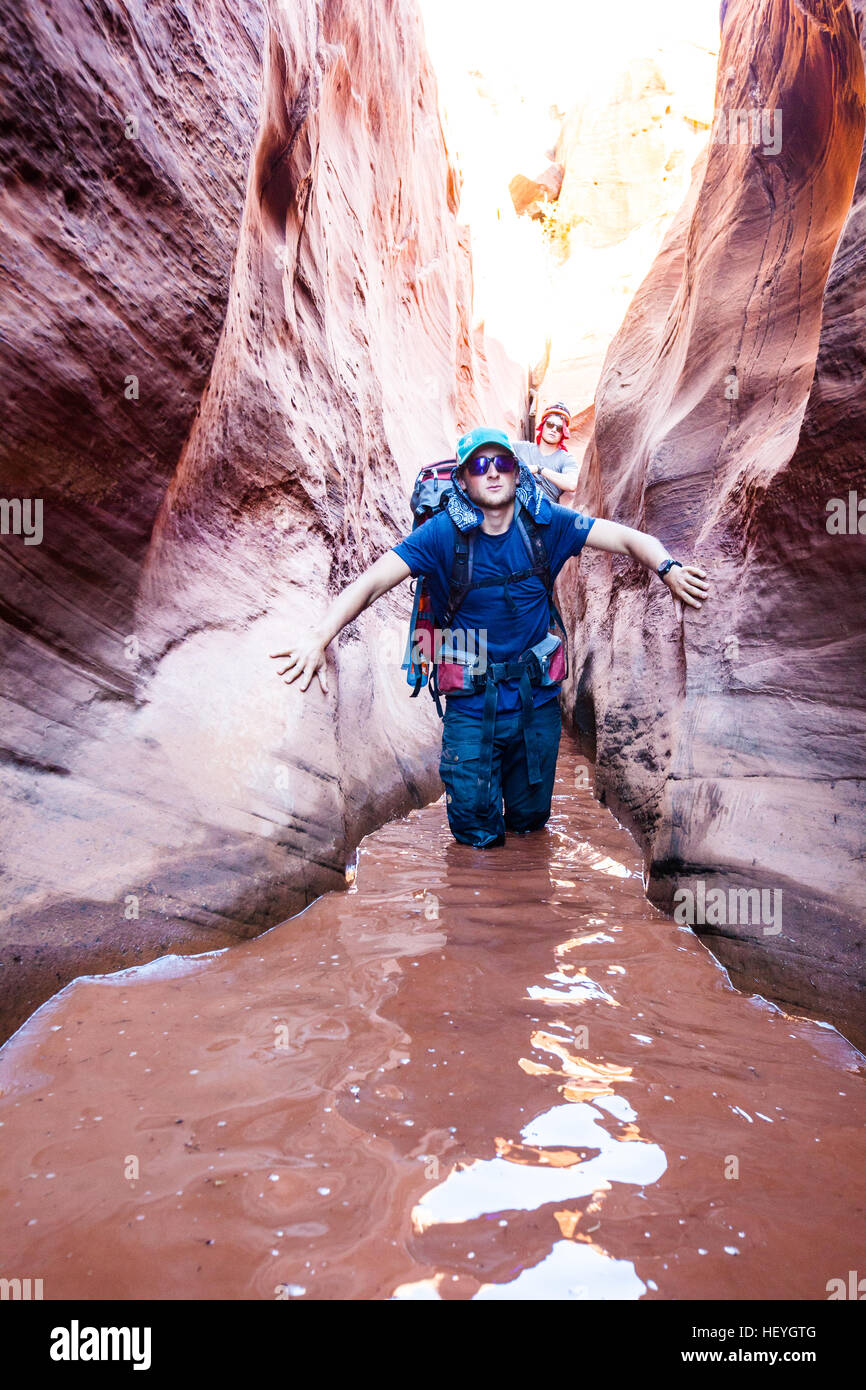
[541, 468, 578, 493]
[582, 517, 709, 609]
[271, 549, 411, 692]
[313, 575, 379, 645]
[312, 551, 411, 647]
[586, 518, 669, 570]
[622, 526, 671, 572]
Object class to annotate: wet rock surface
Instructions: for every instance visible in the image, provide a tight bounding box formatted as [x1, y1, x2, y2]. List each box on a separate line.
[561, 0, 866, 1046]
[0, 0, 505, 1038]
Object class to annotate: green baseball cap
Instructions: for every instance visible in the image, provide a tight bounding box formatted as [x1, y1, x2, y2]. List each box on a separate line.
[455, 426, 518, 470]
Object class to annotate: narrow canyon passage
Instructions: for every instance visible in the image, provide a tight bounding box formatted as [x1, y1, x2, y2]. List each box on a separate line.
[1, 732, 863, 1301]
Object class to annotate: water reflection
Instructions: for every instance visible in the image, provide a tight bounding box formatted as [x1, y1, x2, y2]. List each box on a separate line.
[398, 883, 666, 1298]
[0, 738, 863, 1301]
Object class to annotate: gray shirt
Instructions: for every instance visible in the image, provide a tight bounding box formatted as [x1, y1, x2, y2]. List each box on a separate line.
[512, 440, 579, 504]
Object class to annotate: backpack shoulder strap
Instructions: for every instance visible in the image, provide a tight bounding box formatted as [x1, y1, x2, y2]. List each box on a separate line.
[514, 502, 567, 666]
[441, 518, 474, 629]
[514, 500, 551, 593]
[439, 504, 554, 627]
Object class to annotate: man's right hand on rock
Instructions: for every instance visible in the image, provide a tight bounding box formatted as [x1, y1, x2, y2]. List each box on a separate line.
[270, 635, 329, 694]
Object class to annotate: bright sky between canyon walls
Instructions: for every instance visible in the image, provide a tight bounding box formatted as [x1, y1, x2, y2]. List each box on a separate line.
[419, 0, 721, 116]
[417, 0, 721, 408]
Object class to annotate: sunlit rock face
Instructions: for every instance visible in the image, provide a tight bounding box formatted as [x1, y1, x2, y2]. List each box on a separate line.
[561, 0, 866, 1047]
[508, 164, 564, 219]
[0, 0, 490, 1038]
[553, 54, 711, 253]
[542, 44, 720, 410]
[420, 0, 719, 424]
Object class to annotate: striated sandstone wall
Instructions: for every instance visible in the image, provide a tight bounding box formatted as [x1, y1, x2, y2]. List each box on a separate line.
[561, 0, 866, 1046]
[0, 0, 512, 1040]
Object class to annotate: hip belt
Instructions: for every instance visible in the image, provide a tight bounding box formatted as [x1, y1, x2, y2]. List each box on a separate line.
[441, 635, 564, 813]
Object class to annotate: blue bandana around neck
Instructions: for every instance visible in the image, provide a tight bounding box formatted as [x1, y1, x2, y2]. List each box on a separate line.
[445, 461, 552, 533]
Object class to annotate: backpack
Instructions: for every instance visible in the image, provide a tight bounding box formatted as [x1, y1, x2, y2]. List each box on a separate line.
[401, 460, 568, 715]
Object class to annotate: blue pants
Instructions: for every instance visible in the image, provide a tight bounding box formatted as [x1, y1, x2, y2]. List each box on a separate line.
[438, 697, 562, 848]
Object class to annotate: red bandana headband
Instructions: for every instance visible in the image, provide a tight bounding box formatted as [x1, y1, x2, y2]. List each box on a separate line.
[536, 410, 571, 449]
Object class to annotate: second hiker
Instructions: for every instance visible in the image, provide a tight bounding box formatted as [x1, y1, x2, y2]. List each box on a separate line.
[512, 401, 579, 503]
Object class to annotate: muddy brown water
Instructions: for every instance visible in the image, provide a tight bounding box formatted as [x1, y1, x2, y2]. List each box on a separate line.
[1, 733, 864, 1300]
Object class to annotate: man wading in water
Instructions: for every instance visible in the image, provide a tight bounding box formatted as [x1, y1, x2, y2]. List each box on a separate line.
[271, 427, 710, 849]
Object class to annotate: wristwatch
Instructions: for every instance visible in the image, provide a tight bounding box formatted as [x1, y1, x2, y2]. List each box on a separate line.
[657, 557, 683, 579]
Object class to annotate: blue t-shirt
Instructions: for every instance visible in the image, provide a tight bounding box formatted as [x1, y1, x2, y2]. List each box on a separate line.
[392, 503, 596, 716]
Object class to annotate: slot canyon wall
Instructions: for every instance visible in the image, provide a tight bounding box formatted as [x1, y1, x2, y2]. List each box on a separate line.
[561, 0, 866, 1047]
[2, 0, 864, 1053]
[0, 0, 516, 1040]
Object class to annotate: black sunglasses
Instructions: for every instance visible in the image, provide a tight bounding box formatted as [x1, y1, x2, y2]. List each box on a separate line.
[464, 453, 517, 477]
